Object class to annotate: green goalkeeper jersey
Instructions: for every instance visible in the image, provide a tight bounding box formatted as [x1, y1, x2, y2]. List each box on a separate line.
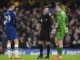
[56, 11, 68, 33]
[56, 11, 68, 40]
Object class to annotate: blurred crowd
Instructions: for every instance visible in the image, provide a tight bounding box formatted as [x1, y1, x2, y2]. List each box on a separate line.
[0, 1, 80, 50]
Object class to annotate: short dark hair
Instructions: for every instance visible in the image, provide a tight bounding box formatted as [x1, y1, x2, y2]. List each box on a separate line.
[7, 2, 15, 8]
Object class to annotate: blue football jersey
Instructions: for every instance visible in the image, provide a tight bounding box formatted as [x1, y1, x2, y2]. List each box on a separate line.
[4, 9, 17, 40]
[4, 9, 16, 27]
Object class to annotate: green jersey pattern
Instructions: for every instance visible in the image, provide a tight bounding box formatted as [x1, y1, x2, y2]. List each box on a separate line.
[56, 11, 67, 40]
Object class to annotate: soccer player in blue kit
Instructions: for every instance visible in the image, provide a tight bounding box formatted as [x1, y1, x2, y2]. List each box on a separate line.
[3, 3, 20, 58]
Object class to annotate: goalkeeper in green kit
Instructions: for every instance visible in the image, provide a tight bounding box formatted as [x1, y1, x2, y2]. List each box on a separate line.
[54, 3, 68, 60]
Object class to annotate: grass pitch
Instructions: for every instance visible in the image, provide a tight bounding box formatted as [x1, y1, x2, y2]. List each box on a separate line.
[0, 55, 80, 60]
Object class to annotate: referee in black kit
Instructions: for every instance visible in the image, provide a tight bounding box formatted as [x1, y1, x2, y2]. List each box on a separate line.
[38, 6, 52, 59]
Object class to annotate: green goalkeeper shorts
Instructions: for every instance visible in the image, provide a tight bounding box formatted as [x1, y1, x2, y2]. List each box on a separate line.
[56, 30, 65, 40]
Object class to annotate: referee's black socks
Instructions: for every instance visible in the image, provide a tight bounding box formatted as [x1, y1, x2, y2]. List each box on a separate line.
[39, 44, 43, 57]
[46, 45, 50, 57]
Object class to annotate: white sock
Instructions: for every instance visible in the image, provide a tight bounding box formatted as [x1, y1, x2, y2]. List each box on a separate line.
[14, 44, 19, 55]
[15, 49, 19, 55]
[7, 43, 11, 55]
[7, 50, 12, 55]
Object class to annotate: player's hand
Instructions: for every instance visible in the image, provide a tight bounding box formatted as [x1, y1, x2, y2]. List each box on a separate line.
[65, 27, 68, 33]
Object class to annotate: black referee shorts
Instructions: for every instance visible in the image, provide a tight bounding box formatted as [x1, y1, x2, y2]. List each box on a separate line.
[39, 29, 50, 41]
